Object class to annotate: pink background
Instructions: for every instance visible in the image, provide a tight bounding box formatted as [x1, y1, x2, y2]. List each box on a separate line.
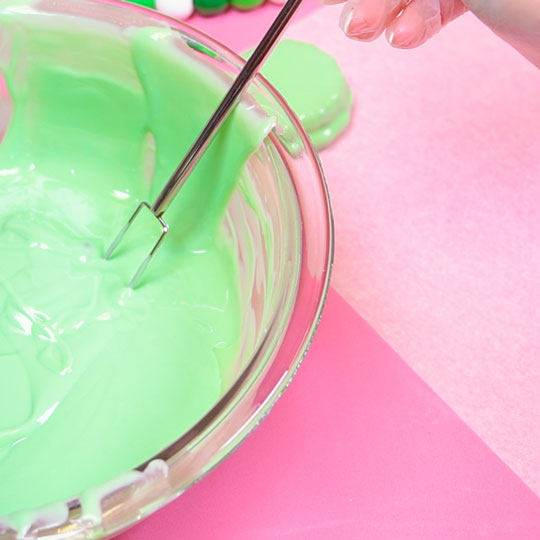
[117, 2, 540, 537]
[119, 290, 540, 539]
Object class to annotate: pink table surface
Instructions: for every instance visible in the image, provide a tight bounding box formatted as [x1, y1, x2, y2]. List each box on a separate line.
[116, 3, 540, 537]
[119, 289, 540, 539]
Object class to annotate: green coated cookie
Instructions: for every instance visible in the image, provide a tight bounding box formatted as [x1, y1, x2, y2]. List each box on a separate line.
[243, 40, 353, 151]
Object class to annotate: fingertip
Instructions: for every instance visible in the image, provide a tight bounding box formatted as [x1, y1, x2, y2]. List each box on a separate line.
[386, 7, 427, 48]
[386, 27, 396, 46]
[386, 25, 423, 49]
[339, 0, 388, 41]
[339, 5, 355, 35]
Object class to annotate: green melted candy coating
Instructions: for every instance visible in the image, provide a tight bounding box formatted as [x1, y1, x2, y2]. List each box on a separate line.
[0, 4, 272, 517]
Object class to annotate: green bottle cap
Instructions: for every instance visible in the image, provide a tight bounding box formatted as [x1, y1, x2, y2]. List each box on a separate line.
[125, 0, 156, 8]
[230, 0, 264, 10]
[194, 0, 229, 15]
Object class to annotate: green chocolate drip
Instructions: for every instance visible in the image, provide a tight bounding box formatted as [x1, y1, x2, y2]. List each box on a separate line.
[0, 4, 272, 517]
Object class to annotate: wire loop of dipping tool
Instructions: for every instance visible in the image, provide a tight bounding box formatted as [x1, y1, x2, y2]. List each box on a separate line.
[105, 202, 169, 288]
[104, 0, 303, 288]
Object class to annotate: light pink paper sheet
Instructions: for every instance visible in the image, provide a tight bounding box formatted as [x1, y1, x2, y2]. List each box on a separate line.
[285, 7, 540, 495]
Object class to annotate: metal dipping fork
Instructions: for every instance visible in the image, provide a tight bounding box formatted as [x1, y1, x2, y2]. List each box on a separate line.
[104, 0, 303, 288]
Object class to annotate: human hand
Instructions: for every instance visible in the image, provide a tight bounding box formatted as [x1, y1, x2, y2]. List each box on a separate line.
[325, 0, 540, 69]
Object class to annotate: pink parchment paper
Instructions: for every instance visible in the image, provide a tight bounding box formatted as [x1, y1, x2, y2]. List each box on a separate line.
[285, 7, 540, 495]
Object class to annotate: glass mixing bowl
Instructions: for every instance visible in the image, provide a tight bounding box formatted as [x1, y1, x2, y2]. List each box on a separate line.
[0, 1, 333, 538]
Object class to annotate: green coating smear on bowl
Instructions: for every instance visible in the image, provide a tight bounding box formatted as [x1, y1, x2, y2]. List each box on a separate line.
[243, 40, 353, 151]
[0, 4, 272, 517]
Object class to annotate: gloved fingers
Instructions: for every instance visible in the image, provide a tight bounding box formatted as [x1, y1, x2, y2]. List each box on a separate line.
[385, 0, 467, 48]
[385, 0, 442, 48]
[338, 0, 409, 42]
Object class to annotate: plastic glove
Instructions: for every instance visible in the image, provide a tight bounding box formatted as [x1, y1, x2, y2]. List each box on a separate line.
[324, 0, 540, 68]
